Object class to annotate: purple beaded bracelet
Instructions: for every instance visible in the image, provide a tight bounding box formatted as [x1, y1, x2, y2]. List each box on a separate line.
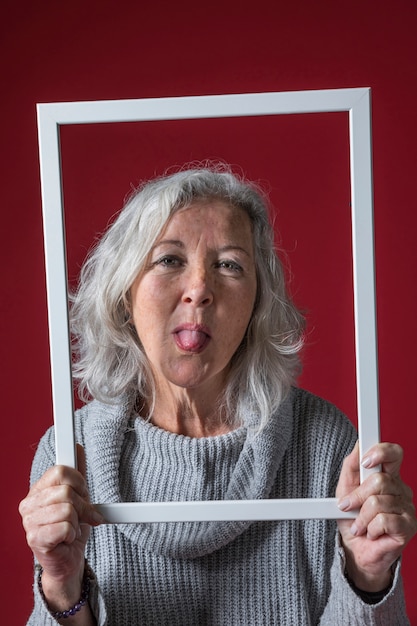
[37, 563, 92, 619]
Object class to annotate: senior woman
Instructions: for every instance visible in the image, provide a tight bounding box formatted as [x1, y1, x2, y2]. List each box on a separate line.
[20, 165, 416, 625]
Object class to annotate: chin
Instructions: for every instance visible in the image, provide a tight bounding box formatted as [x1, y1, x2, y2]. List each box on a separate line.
[164, 367, 222, 392]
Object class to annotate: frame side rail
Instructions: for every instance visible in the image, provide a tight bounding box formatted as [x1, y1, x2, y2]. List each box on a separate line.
[348, 91, 380, 483]
[37, 106, 76, 468]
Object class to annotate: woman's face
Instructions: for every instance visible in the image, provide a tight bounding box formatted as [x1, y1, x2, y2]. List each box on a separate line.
[130, 200, 257, 397]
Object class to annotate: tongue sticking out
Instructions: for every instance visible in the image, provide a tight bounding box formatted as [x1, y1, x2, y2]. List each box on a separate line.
[175, 329, 208, 352]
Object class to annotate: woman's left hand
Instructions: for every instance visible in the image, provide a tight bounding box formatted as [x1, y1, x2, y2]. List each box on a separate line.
[336, 442, 417, 592]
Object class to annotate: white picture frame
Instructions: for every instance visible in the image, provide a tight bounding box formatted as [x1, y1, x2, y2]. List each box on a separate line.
[37, 88, 379, 523]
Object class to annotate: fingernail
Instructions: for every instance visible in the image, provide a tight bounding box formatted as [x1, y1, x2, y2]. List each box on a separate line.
[77, 525, 82, 538]
[338, 497, 351, 511]
[362, 456, 372, 468]
[350, 523, 358, 536]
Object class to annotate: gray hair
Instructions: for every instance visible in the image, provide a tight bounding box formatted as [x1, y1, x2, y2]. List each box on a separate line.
[70, 164, 304, 429]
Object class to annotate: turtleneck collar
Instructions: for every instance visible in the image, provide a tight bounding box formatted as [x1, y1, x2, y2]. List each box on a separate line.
[81, 391, 294, 559]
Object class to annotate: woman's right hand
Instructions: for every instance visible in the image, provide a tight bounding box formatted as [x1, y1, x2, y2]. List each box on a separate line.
[19, 445, 104, 610]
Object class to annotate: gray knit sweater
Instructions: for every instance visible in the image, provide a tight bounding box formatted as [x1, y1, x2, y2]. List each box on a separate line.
[27, 388, 409, 625]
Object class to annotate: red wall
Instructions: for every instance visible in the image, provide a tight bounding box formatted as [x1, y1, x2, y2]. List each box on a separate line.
[2, 1, 417, 623]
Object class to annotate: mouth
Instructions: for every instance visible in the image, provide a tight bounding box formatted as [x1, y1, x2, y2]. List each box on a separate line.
[173, 324, 211, 353]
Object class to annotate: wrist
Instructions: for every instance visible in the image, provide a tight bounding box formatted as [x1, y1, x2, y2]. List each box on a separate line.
[343, 554, 393, 593]
[339, 534, 395, 592]
[37, 561, 93, 621]
[344, 565, 394, 605]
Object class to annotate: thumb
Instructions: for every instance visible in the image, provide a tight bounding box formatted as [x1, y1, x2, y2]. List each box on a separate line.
[76, 443, 87, 481]
[336, 441, 360, 501]
[76, 443, 105, 526]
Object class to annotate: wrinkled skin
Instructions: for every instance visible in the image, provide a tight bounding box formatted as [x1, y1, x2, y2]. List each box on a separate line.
[337, 442, 417, 591]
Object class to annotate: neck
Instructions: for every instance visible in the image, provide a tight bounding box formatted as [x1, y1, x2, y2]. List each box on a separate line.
[141, 387, 234, 438]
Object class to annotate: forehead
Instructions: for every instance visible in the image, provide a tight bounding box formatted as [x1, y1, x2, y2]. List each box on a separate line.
[163, 200, 253, 238]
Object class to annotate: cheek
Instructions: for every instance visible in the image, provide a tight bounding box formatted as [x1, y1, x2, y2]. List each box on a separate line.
[133, 278, 171, 319]
[134, 292, 176, 346]
[223, 292, 255, 342]
[135, 307, 163, 340]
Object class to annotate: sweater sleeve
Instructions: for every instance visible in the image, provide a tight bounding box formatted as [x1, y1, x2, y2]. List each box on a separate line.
[25, 427, 108, 626]
[319, 534, 409, 625]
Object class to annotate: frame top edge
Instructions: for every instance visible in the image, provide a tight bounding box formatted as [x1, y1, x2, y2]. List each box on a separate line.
[36, 87, 371, 118]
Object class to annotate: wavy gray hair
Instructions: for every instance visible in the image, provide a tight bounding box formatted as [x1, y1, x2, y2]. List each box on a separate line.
[71, 165, 304, 429]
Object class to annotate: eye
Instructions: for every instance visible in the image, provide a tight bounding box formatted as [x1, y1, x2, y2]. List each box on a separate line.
[216, 259, 244, 274]
[152, 255, 184, 270]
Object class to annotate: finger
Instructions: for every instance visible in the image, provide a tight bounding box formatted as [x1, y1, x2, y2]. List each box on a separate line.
[22, 485, 103, 529]
[25, 503, 82, 549]
[339, 471, 404, 512]
[361, 443, 403, 477]
[336, 442, 360, 502]
[349, 493, 411, 536]
[354, 509, 417, 544]
[35, 521, 81, 550]
[20, 478, 104, 530]
[30, 464, 89, 499]
[20, 482, 68, 523]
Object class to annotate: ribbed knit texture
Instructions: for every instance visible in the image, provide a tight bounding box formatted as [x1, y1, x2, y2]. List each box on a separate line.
[27, 388, 409, 625]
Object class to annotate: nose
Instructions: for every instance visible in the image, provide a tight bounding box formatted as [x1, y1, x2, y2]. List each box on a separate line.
[182, 266, 214, 307]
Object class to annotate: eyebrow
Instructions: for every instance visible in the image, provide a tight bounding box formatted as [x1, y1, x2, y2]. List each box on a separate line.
[153, 239, 184, 250]
[153, 240, 252, 257]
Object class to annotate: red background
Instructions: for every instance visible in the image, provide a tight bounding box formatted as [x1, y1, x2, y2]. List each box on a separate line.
[2, 1, 416, 623]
